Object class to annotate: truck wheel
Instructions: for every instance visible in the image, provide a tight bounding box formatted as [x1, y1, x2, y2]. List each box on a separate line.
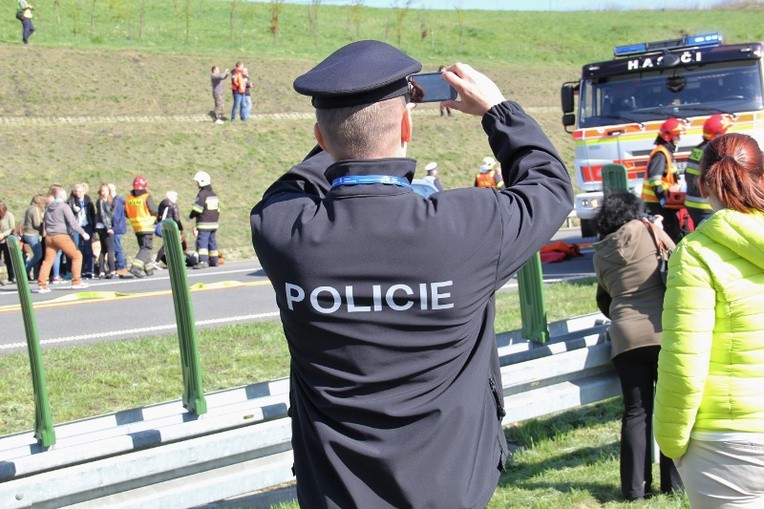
[580, 218, 597, 238]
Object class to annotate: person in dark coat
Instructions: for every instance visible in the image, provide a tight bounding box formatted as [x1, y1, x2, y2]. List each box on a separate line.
[250, 40, 573, 508]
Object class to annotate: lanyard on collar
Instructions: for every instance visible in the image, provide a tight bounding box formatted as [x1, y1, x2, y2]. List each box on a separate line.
[331, 175, 412, 190]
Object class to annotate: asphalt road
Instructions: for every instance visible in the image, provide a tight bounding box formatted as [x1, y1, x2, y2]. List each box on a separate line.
[0, 227, 596, 354]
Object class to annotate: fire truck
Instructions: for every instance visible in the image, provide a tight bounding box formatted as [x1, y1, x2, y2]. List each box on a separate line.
[561, 33, 764, 237]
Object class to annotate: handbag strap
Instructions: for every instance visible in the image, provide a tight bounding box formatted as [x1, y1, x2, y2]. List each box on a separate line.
[642, 218, 668, 257]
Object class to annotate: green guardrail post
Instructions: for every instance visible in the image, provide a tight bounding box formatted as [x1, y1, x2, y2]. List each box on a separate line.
[517, 252, 549, 343]
[601, 163, 629, 196]
[8, 236, 56, 446]
[161, 219, 207, 415]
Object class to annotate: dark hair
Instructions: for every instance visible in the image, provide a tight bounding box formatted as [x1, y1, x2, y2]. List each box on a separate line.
[0, 202, 6, 220]
[700, 133, 764, 213]
[595, 192, 644, 238]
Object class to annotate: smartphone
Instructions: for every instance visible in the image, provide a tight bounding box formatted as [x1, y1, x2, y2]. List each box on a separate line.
[407, 72, 457, 103]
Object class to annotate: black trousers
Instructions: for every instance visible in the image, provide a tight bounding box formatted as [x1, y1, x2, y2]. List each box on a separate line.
[612, 346, 683, 500]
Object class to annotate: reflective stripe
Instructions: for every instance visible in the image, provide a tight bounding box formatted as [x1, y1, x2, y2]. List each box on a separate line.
[196, 222, 218, 230]
[684, 197, 712, 210]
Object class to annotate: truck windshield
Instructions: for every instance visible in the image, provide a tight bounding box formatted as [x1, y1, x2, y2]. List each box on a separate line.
[579, 60, 763, 128]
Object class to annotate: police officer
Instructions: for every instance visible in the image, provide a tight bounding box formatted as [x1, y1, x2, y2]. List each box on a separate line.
[124, 175, 158, 278]
[641, 117, 685, 243]
[250, 40, 573, 508]
[685, 114, 733, 230]
[189, 171, 220, 269]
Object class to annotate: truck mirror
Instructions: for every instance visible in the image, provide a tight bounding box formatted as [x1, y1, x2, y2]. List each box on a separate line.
[561, 83, 576, 114]
[562, 113, 576, 127]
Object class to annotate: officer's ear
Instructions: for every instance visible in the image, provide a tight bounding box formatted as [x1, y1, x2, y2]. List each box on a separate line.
[401, 105, 413, 144]
[314, 123, 329, 152]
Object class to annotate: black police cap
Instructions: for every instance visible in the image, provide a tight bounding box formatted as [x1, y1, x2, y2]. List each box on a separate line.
[293, 40, 422, 109]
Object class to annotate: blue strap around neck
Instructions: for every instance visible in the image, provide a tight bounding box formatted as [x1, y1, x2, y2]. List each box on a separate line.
[331, 175, 412, 190]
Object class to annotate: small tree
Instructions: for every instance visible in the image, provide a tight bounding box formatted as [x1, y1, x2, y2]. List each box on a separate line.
[391, 0, 413, 48]
[229, 0, 243, 42]
[454, 1, 466, 47]
[139, 0, 146, 39]
[308, 0, 321, 45]
[349, 0, 364, 39]
[54, 0, 62, 25]
[90, 0, 97, 38]
[184, 0, 192, 43]
[269, 0, 285, 42]
[72, 0, 85, 35]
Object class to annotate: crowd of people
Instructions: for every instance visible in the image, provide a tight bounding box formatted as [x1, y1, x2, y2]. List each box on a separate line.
[594, 122, 764, 505]
[0, 172, 222, 290]
[6, 14, 763, 504]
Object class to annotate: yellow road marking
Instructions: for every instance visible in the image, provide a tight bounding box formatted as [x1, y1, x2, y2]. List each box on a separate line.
[0, 280, 271, 314]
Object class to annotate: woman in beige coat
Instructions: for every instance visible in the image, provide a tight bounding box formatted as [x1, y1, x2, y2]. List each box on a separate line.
[593, 192, 680, 501]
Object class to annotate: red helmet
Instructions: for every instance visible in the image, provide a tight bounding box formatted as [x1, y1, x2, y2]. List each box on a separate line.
[133, 175, 148, 191]
[703, 114, 732, 141]
[658, 117, 685, 142]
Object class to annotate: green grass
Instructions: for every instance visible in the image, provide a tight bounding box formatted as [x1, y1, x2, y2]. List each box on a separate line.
[264, 400, 691, 509]
[0, 3, 761, 258]
[0, 279, 601, 436]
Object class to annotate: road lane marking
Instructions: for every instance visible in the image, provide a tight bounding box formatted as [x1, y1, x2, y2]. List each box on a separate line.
[0, 280, 272, 313]
[0, 312, 281, 351]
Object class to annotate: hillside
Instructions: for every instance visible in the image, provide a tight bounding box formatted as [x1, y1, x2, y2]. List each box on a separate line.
[0, 2, 761, 257]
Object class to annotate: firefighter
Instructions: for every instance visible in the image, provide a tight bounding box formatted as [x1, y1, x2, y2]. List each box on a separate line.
[189, 171, 220, 269]
[124, 175, 158, 278]
[641, 117, 685, 243]
[685, 114, 733, 230]
[473, 156, 505, 189]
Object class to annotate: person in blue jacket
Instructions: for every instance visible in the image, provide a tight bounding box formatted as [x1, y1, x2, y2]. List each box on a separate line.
[251, 40, 573, 508]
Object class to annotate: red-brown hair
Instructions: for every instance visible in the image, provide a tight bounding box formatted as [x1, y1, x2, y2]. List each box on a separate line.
[701, 133, 764, 213]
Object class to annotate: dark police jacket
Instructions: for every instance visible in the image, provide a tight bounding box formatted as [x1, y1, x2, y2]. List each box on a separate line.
[251, 101, 573, 508]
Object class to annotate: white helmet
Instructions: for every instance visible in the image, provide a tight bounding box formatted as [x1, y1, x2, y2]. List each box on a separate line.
[193, 171, 211, 187]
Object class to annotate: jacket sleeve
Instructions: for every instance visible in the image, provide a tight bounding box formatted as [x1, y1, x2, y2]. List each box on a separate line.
[646, 152, 667, 199]
[654, 241, 715, 458]
[146, 196, 158, 217]
[484, 101, 574, 285]
[64, 207, 87, 237]
[595, 282, 612, 318]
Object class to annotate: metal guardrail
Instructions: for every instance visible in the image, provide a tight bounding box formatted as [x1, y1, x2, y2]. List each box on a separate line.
[0, 219, 608, 507]
[0, 313, 616, 509]
[6, 237, 55, 447]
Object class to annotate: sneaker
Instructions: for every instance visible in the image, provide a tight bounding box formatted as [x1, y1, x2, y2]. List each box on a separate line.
[37, 287, 51, 294]
[214, 119, 224, 125]
[98, 272, 107, 279]
[71, 282, 90, 290]
[106, 272, 117, 279]
[51, 277, 64, 285]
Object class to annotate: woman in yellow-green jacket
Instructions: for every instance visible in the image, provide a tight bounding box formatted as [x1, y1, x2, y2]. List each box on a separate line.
[654, 133, 764, 509]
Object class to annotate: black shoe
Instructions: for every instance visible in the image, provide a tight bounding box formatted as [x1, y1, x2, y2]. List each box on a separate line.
[129, 268, 144, 279]
[145, 270, 154, 277]
[192, 262, 208, 270]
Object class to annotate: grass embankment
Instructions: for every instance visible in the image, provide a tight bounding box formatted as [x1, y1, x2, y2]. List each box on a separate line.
[1, 3, 761, 257]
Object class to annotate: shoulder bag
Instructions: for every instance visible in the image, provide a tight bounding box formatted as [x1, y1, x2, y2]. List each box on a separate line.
[642, 218, 672, 286]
